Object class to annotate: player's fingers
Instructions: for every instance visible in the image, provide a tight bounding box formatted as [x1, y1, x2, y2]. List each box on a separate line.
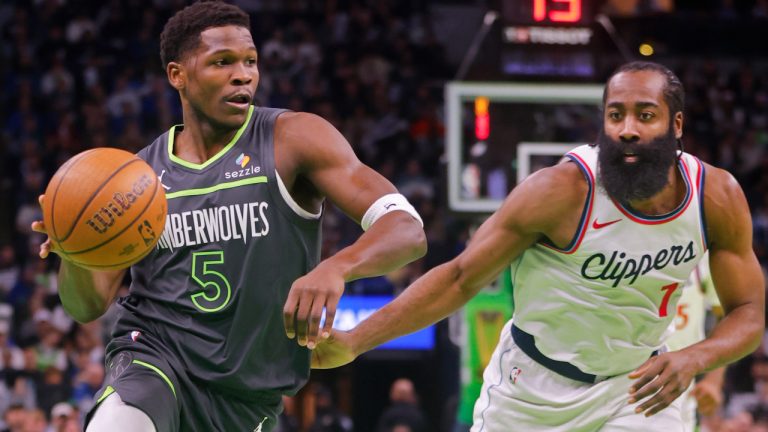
[321, 292, 340, 339]
[636, 376, 686, 416]
[628, 356, 656, 379]
[629, 362, 670, 402]
[282, 288, 300, 339]
[642, 387, 683, 417]
[39, 238, 55, 259]
[294, 290, 314, 347]
[628, 369, 663, 400]
[628, 357, 664, 395]
[31, 220, 47, 234]
[629, 375, 662, 404]
[38, 194, 45, 207]
[306, 293, 327, 349]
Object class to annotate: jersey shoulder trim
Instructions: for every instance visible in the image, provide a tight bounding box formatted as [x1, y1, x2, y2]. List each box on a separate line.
[539, 151, 594, 254]
[275, 171, 322, 220]
[694, 156, 708, 249]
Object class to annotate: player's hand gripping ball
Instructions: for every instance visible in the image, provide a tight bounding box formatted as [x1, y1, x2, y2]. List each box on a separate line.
[42, 148, 167, 270]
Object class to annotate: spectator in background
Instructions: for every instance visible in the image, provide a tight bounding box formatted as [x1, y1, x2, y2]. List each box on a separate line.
[309, 385, 353, 432]
[0, 247, 20, 301]
[0, 316, 24, 429]
[22, 408, 46, 432]
[726, 346, 768, 419]
[1, 404, 26, 432]
[46, 402, 74, 432]
[273, 396, 299, 432]
[375, 378, 427, 432]
[29, 309, 70, 416]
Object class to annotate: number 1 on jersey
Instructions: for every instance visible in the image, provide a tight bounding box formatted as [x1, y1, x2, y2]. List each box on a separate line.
[658, 283, 679, 317]
[190, 251, 232, 312]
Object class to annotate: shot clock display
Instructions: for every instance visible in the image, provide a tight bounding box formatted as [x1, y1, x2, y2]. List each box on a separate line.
[503, 0, 591, 25]
[498, 0, 596, 78]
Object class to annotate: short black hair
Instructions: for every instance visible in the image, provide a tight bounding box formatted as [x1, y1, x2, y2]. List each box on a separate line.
[603, 61, 685, 116]
[160, 1, 250, 67]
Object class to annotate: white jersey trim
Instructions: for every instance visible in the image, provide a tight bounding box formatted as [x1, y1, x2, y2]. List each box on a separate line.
[275, 170, 322, 220]
[539, 151, 595, 254]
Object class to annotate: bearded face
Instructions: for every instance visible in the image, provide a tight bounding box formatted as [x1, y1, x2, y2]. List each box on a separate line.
[596, 121, 678, 203]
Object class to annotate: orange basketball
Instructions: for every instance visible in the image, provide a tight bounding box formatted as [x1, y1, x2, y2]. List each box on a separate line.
[43, 148, 167, 271]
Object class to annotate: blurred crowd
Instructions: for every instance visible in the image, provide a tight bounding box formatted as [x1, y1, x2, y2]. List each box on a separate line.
[0, 1, 767, 431]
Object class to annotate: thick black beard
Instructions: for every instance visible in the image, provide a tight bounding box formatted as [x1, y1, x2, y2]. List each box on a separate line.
[596, 127, 678, 203]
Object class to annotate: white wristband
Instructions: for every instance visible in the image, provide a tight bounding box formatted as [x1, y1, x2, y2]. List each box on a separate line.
[360, 193, 423, 231]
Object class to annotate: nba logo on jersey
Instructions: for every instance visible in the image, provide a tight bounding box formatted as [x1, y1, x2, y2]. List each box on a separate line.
[130, 330, 141, 342]
[509, 366, 522, 384]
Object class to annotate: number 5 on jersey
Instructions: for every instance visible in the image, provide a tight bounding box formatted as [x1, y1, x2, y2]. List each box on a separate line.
[191, 251, 232, 312]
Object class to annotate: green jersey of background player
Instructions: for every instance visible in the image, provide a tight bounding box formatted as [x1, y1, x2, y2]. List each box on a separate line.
[31, 2, 426, 431]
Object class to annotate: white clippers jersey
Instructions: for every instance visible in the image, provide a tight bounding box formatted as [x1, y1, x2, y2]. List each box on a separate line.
[511, 144, 708, 376]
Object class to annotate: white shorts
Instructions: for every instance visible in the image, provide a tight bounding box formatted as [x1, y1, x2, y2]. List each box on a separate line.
[471, 321, 684, 432]
[679, 383, 696, 432]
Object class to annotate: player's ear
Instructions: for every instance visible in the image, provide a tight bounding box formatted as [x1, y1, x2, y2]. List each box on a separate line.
[673, 111, 683, 139]
[167, 61, 186, 91]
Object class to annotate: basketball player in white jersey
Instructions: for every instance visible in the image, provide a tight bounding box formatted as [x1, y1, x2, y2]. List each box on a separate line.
[310, 61, 765, 431]
[666, 252, 725, 431]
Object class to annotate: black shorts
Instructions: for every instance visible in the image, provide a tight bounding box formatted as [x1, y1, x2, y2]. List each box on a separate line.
[86, 330, 282, 432]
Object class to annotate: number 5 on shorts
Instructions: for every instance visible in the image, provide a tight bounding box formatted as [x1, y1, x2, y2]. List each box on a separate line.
[190, 251, 232, 312]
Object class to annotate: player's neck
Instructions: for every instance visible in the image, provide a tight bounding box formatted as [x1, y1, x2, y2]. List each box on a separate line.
[625, 163, 685, 216]
[174, 106, 241, 164]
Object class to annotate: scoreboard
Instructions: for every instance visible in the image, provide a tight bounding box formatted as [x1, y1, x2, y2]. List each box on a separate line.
[497, 0, 596, 78]
[503, 0, 592, 25]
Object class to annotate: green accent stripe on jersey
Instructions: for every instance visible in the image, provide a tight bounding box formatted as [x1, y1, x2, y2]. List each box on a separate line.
[167, 105, 254, 170]
[96, 385, 115, 404]
[166, 176, 268, 200]
[132, 360, 177, 399]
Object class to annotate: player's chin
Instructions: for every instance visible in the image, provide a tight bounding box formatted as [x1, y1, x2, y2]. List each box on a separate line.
[217, 103, 250, 125]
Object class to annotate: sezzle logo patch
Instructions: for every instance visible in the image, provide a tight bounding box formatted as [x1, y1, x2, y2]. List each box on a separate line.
[226, 153, 261, 179]
[236, 153, 250, 168]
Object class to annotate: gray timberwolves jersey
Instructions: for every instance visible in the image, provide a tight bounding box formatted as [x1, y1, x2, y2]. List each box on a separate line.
[118, 106, 321, 398]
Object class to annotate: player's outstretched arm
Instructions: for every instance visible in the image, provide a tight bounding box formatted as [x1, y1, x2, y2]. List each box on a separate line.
[31, 195, 126, 323]
[629, 166, 764, 416]
[312, 162, 587, 369]
[277, 112, 427, 349]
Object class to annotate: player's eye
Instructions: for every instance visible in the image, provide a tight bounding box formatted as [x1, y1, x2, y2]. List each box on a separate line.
[246, 58, 257, 65]
[607, 111, 621, 120]
[214, 59, 227, 66]
[639, 112, 655, 121]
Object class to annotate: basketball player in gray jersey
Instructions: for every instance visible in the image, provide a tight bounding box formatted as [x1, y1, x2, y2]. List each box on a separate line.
[31, 2, 426, 431]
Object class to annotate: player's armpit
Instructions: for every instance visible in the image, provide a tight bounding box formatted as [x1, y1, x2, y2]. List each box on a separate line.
[276, 111, 401, 220]
[276, 112, 426, 348]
